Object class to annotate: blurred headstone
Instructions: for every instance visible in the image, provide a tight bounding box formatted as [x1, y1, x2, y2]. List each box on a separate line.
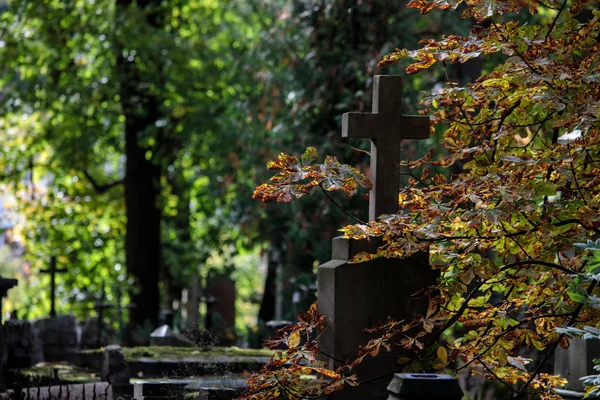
[34, 314, 80, 362]
[0, 276, 18, 392]
[150, 325, 194, 347]
[102, 344, 133, 399]
[80, 317, 116, 349]
[555, 338, 600, 397]
[387, 373, 464, 400]
[4, 319, 44, 367]
[207, 273, 236, 346]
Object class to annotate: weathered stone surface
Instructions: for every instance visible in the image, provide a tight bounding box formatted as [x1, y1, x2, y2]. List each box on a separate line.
[341, 75, 429, 221]
[33, 315, 79, 362]
[101, 344, 132, 399]
[4, 320, 44, 367]
[318, 238, 436, 399]
[101, 345, 130, 382]
[555, 338, 600, 392]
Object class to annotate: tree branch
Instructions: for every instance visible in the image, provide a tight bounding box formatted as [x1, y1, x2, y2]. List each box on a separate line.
[512, 278, 598, 399]
[82, 170, 124, 194]
[545, 0, 568, 41]
[318, 183, 367, 224]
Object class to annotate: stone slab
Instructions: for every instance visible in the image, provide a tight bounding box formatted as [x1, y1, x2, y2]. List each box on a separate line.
[555, 338, 600, 392]
[318, 238, 437, 399]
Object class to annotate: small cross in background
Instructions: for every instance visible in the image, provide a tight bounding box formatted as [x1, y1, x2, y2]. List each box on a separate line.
[40, 256, 67, 318]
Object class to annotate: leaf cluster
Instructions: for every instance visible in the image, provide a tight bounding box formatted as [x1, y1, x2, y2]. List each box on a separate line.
[252, 0, 600, 398]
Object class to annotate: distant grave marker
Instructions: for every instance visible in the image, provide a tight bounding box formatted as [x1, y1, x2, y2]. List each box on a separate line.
[40, 256, 66, 318]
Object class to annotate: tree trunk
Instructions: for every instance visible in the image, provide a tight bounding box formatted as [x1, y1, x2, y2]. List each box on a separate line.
[124, 129, 161, 328]
[116, 0, 164, 329]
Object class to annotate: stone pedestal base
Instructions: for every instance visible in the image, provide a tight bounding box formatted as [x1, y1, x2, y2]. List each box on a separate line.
[555, 338, 600, 392]
[318, 237, 437, 399]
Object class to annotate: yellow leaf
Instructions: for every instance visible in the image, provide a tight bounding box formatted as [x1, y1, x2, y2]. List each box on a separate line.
[288, 331, 301, 348]
[397, 357, 411, 365]
[309, 367, 340, 379]
[437, 346, 448, 364]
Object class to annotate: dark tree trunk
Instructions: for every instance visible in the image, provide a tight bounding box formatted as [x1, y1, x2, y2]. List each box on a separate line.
[124, 129, 161, 328]
[116, 0, 164, 329]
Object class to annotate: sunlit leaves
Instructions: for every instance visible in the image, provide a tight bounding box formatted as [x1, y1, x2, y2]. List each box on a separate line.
[240, 304, 358, 399]
[254, 0, 600, 398]
[253, 147, 372, 203]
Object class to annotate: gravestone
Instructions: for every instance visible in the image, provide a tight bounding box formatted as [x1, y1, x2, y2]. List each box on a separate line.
[81, 283, 132, 348]
[555, 338, 600, 398]
[183, 276, 201, 329]
[34, 314, 80, 362]
[150, 325, 194, 347]
[101, 344, 133, 399]
[387, 373, 464, 400]
[4, 319, 44, 367]
[207, 273, 236, 346]
[317, 76, 439, 399]
[0, 276, 18, 391]
[80, 317, 116, 350]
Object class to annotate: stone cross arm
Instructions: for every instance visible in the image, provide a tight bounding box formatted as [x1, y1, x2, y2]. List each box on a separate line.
[342, 113, 429, 141]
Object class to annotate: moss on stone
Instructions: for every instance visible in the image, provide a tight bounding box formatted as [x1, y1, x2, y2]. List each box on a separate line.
[79, 346, 273, 362]
[7, 363, 101, 384]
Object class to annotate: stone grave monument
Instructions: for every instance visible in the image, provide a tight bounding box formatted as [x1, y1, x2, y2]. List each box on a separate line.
[555, 338, 600, 398]
[81, 283, 134, 349]
[40, 256, 66, 318]
[207, 272, 236, 346]
[34, 257, 80, 362]
[0, 276, 18, 391]
[317, 75, 439, 399]
[4, 318, 44, 368]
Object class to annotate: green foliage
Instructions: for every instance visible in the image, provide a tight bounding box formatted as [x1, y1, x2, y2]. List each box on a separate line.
[0, 0, 266, 320]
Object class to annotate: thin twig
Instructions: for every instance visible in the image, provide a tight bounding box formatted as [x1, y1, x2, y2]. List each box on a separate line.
[511, 279, 598, 399]
[545, 0, 568, 41]
[318, 183, 367, 224]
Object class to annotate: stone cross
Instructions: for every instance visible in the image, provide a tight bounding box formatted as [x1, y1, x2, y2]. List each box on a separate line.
[342, 75, 430, 221]
[40, 256, 67, 318]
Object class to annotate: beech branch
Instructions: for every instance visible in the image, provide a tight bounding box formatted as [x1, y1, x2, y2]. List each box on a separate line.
[512, 279, 598, 399]
[82, 170, 124, 194]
